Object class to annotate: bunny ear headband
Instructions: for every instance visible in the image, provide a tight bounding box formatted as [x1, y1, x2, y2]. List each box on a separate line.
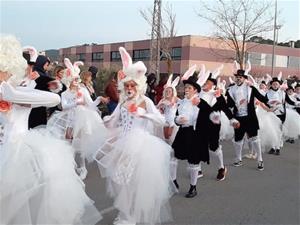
[165, 74, 180, 89]
[270, 71, 283, 85]
[163, 74, 180, 97]
[22, 45, 38, 65]
[61, 58, 83, 86]
[181, 64, 201, 92]
[119, 47, 147, 82]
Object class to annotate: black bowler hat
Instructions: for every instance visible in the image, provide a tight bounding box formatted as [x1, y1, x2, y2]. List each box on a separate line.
[183, 75, 201, 92]
[234, 69, 248, 79]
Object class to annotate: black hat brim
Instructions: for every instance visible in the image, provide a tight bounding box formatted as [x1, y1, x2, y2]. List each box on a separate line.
[183, 80, 201, 92]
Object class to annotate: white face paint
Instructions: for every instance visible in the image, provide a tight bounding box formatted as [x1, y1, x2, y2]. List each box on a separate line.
[70, 78, 80, 88]
[124, 80, 137, 99]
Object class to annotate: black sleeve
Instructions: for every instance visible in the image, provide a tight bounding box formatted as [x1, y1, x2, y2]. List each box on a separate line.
[285, 94, 296, 105]
[174, 109, 180, 126]
[252, 87, 269, 106]
[225, 90, 235, 109]
[217, 95, 233, 120]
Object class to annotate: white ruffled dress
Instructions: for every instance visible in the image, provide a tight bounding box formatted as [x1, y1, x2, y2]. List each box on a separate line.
[0, 82, 101, 225]
[47, 87, 107, 161]
[95, 96, 173, 224]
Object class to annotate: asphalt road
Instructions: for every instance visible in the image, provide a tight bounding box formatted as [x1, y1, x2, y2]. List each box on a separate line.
[85, 139, 300, 225]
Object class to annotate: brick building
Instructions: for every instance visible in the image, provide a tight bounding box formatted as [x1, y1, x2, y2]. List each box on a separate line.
[59, 35, 300, 79]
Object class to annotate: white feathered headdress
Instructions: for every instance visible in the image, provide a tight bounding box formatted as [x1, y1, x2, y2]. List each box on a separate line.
[0, 35, 27, 86]
[117, 47, 147, 97]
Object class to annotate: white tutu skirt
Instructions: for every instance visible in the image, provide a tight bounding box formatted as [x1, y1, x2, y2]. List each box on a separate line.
[48, 105, 107, 162]
[220, 111, 234, 141]
[283, 108, 300, 139]
[0, 129, 101, 225]
[95, 128, 173, 224]
[256, 107, 282, 151]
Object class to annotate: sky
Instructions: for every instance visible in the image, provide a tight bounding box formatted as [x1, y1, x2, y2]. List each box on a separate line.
[1, 0, 299, 50]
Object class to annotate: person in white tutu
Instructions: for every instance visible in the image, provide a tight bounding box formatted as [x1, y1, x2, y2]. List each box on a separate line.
[283, 84, 300, 143]
[265, 73, 299, 155]
[156, 73, 180, 145]
[47, 58, 108, 180]
[95, 47, 173, 225]
[0, 35, 101, 225]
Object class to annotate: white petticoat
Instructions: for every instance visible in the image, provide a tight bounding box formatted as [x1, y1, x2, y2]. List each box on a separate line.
[0, 129, 101, 225]
[256, 107, 282, 151]
[283, 108, 300, 139]
[95, 128, 173, 224]
[220, 111, 234, 141]
[47, 105, 107, 162]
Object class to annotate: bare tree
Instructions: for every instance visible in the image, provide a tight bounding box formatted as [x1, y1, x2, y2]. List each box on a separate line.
[197, 0, 274, 69]
[140, 2, 177, 75]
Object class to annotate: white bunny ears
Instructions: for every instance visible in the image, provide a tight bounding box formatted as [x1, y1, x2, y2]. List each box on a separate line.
[23, 45, 38, 64]
[232, 60, 251, 75]
[61, 58, 84, 87]
[119, 47, 147, 81]
[118, 47, 147, 96]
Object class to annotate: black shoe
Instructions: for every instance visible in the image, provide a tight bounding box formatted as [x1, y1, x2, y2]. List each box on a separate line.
[217, 167, 227, 181]
[173, 180, 179, 190]
[233, 161, 243, 167]
[257, 161, 264, 171]
[268, 148, 275, 154]
[275, 149, 280, 155]
[290, 139, 295, 144]
[185, 185, 197, 198]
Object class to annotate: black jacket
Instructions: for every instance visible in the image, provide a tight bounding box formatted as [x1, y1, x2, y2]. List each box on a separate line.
[226, 84, 269, 131]
[28, 55, 54, 128]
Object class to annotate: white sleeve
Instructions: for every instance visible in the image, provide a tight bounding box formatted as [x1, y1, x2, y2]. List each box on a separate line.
[80, 87, 100, 109]
[144, 97, 165, 126]
[61, 91, 77, 110]
[1, 81, 60, 108]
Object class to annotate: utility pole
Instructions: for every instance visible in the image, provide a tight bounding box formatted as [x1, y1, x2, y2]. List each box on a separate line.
[271, 0, 277, 77]
[149, 0, 162, 82]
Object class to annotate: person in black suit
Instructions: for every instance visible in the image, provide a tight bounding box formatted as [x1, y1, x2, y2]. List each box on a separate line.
[194, 73, 239, 181]
[28, 55, 55, 128]
[226, 69, 270, 171]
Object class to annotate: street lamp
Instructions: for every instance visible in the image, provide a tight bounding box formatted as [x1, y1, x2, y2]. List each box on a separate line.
[271, 0, 278, 77]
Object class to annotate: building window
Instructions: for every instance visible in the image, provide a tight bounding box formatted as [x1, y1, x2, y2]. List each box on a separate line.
[77, 53, 85, 62]
[111, 51, 121, 62]
[92, 52, 103, 61]
[133, 49, 150, 61]
[171, 47, 182, 60]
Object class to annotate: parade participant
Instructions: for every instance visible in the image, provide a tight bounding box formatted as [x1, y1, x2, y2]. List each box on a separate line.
[283, 83, 300, 143]
[171, 65, 202, 198]
[47, 58, 108, 180]
[157, 73, 180, 144]
[266, 72, 298, 155]
[193, 64, 238, 182]
[0, 35, 101, 225]
[226, 61, 269, 170]
[95, 47, 173, 225]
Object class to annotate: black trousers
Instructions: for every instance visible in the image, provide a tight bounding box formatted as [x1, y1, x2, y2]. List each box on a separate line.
[234, 116, 258, 142]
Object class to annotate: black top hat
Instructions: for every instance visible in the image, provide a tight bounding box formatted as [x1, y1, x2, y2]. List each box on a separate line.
[88, 66, 98, 76]
[260, 80, 266, 85]
[234, 69, 248, 79]
[183, 75, 201, 93]
[270, 77, 283, 85]
[295, 82, 300, 88]
[286, 85, 294, 91]
[207, 73, 217, 86]
[23, 52, 35, 65]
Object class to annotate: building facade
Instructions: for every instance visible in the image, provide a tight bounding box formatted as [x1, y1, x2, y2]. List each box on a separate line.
[59, 35, 300, 78]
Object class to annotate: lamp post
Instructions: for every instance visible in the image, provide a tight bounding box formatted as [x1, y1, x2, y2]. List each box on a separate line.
[271, 0, 278, 77]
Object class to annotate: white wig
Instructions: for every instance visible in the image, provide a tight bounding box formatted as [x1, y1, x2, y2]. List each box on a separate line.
[0, 35, 27, 86]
